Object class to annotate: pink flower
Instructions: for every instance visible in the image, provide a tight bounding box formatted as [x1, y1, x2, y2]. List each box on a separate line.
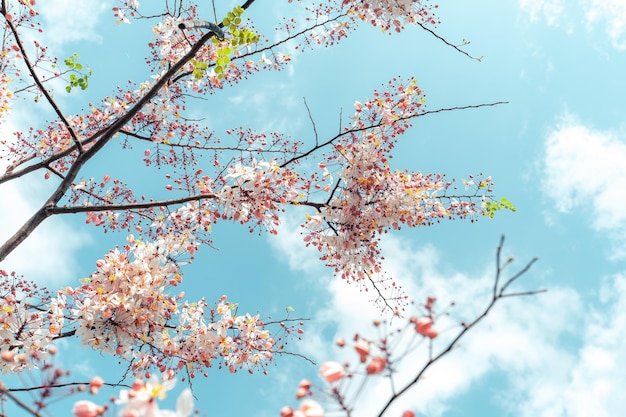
[414, 317, 438, 339]
[300, 399, 325, 417]
[319, 361, 345, 383]
[1, 350, 15, 362]
[366, 356, 386, 375]
[89, 376, 104, 394]
[281, 406, 294, 417]
[402, 412, 416, 417]
[72, 400, 103, 417]
[296, 387, 307, 399]
[354, 339, 370, 362]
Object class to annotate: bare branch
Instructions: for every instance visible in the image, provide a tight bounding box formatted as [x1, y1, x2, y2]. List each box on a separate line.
[303, 97, 319, 147]
[375, 237, 545, 417]
[0, 386, 42, 417]
[416, 21, 483, 61]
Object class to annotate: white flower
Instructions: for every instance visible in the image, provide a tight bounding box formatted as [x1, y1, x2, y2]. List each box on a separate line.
[158, 389, 194, 417]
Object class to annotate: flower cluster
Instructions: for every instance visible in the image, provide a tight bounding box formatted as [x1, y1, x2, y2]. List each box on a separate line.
[343, 0, 440, 31]
[62, 233, 278, 377]
[217, 159, 300, 233]
[115, 374, 193, 417]
[112, 1, 139, 25]
[0, 73, 13, 119]
[302, 79, 493, 294]
[0, 272, 63, 374]
[72, 374, 193, 417]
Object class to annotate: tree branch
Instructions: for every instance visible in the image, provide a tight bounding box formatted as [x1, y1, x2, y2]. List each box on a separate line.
[0, 386, 42, 417]
[0, 1, 256, 262]
[280, 102, 508, 168]
[416, 21, 483, 61]
[48, 193, 218, 215]
[375, 236, 544, 417]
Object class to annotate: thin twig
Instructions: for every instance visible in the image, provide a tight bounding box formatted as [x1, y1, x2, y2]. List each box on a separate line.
[303, 97, 319, 147]
[416, 21, 483, 61]
[0, 387, 42, 417]
[280, 102, 508, 169]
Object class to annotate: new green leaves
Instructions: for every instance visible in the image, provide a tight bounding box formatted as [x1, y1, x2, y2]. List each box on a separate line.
[210, 6, 259, 79]
[60, 53, 92, 93]
[484, 197, 517, 218]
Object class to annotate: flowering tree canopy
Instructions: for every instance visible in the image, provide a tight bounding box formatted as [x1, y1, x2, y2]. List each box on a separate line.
[0, 1, 533, 416]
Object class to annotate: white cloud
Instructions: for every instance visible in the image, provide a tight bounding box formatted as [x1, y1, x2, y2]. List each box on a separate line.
[0, 174, 91, 286]
[585, 0, 626, 50]
[520, 0, 567, 27]
[508, 272, 626, 417]
[37, 0, 107, 49]
[0, 105, 91, 287]
[541, 114, 626, 258]
[519, 0, 626, 50]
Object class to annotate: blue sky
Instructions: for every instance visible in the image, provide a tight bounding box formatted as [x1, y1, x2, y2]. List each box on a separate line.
[1, 0, 626, 416]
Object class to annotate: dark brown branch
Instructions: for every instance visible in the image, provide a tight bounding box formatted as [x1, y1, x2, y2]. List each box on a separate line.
[0, 386, 42, 417]
[48, 193, 217, 215]
[416, 21, 483, 61]
[4, 381, 129, 393]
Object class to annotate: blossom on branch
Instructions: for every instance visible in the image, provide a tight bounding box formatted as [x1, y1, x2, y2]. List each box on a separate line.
[302, 78, 496, 306]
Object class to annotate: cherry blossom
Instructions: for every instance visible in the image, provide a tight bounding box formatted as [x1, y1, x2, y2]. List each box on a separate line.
[116, 375, 177, 417]
[319, 361, 346, 383]
[72, 400, 104, 417]
[413, 317, 438, 339]
[61, 234, 283, 377]
[111, 377, 194, 417]
[365, 356, 386, 375]
[342, 0, 440, 31]
[0, 272, 64, 374]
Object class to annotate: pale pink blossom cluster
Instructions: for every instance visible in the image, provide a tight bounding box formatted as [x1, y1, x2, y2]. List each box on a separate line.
[112, 0, 140, 25]
[343, 0, 439, 31]
[302, 78, 492, 287]
[0, 73, 12, 119]
[152, 16, 189, 63]
[0, 274, 64, 374]
[217, 159, 299, 233]
[72, 374, 193, 417]
[115, 374, 194, 417]
[66, 234, 184, 355]
[63, 233, 275, 376]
